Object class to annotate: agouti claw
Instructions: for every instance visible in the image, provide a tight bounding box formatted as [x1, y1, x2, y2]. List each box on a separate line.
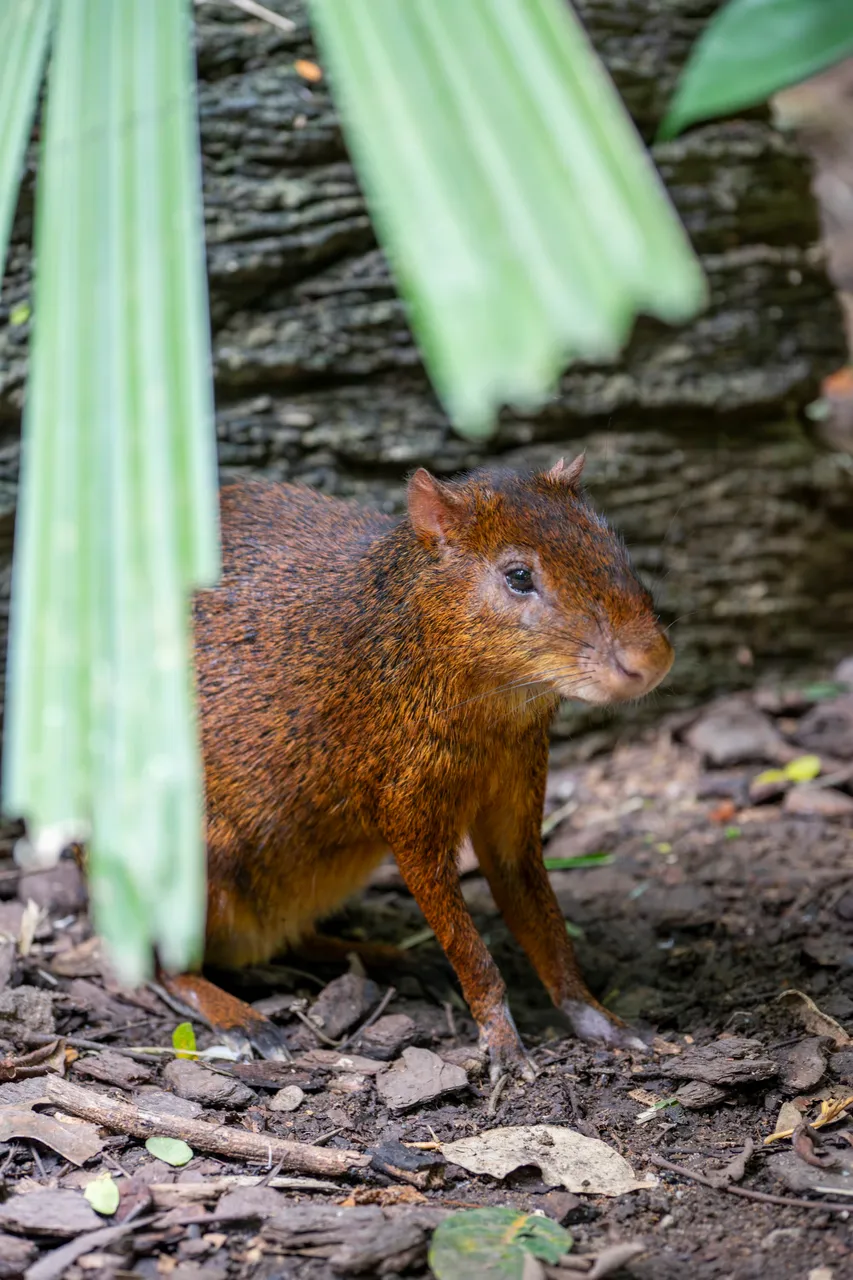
[562, 999, 649, 1053]
[479, 1005, 537, 1083]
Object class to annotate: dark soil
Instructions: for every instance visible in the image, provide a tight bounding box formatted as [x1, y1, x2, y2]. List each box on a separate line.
[1, 671, 852, 1280]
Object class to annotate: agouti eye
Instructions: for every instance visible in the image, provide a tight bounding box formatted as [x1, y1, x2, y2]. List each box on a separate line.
[504, 566, 535, 595]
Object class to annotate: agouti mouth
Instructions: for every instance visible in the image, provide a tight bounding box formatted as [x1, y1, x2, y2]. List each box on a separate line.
[556, 632, 674, 706]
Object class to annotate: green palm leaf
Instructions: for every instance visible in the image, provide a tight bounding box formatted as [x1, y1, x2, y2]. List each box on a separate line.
[309, 0, 706, 437]
[3, 0, 218, 982]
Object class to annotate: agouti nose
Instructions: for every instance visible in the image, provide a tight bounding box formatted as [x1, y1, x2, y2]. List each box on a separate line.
[604, 637, 674, 701]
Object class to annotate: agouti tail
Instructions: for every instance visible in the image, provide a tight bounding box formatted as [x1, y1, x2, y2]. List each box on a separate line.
[170, 457, 672, 1076]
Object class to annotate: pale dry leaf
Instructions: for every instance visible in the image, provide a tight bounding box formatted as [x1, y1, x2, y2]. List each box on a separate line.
[588, 1242, 647, 1279]
[18, 899, 42, 956]
[776, 990, 851, 1048]
[441, 1125, 655, 1196]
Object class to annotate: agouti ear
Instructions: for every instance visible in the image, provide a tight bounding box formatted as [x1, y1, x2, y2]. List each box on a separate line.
[407, 468, 465, 545]
[547, 454, 585, 487]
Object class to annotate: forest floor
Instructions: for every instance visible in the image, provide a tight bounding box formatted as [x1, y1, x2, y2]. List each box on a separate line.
[1, 667, 852, 1280]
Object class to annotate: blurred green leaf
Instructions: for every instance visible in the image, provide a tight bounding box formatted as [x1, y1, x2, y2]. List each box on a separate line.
[84, 1171, 120, 1216]
[2, 0, 219, 985]
[310, 0, 706, 438]
[544, 852, 613, 870]
[145, 1136, 193, 1167]
[9, 300, 31, 326]
[429, 1206, 571, 1280]
[661, 0, 853, 140]
[800, 680, 848, 701]
[172, 1021, 197, 1059]
[784, 754, 822, 783]
[0, 0, 53, 289]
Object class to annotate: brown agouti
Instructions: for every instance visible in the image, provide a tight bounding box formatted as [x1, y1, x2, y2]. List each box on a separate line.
[166, 457, 673, 1078]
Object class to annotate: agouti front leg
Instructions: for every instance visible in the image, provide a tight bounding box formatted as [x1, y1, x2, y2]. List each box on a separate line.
[386, 820, 534, 1081]
[470, 745, 646, 1053]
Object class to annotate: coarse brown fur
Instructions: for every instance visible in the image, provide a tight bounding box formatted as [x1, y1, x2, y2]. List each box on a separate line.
[176, 460, 673, 1075]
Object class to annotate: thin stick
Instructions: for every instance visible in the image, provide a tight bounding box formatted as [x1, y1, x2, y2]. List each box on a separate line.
[45, 1077, 368, 1177]
[22, 1030, 169, 1066]
[194, 0, 296, 33]
[147, 1175, 341, 1207]
[649, 1154, 853, 1214]
[338, 986, 397, 1051]
[292, 1005, 342, 1048]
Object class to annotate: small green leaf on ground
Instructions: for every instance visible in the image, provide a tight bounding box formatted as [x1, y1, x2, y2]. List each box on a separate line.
[145, 1136, 193, 1167]
[83, 1171, 119, 1216]
[172, 1021, 197, 1059]
[544, 852, 612, 870]
[9, 301, 30, 326]
[429, 1206, 571, 1280]
[655, 842, 672, 855]
[752, 768, 787, 786]
[800, 681, 847, 701]
[724, 826, 742, 840]
[564, 920, 585, 940]
[635, 1096, 680, 1124]
[784, 754, 822, 783]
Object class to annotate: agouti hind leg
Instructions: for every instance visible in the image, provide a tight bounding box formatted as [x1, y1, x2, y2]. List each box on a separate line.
[158, 969, 291, 1061]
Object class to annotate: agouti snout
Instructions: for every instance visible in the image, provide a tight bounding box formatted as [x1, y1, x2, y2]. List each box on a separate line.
[189, 455, 674, 1076]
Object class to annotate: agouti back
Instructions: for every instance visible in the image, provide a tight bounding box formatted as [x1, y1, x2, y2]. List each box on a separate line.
[187, 459, 673, 1076]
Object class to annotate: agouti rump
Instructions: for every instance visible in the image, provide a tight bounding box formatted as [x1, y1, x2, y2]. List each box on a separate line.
[166, 457, 673, 1077]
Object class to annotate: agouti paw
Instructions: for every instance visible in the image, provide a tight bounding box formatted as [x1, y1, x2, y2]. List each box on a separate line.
[478, 1006, 538, 1083]
[562, 999, 649, 1054]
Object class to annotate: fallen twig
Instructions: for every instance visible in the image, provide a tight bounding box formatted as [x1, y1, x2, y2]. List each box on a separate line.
[147, 1174, 341, 1207]
[338, 985, 397, 1051]
[649, 1154, 853, 1214]
[44, 1077, 369, 1176]
[23, 1031, 170, 1067]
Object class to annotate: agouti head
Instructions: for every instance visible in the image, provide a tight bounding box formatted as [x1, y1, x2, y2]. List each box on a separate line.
[407, 457, 673, 706]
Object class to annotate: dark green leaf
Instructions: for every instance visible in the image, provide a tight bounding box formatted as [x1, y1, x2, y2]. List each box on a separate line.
[661, 0, 853, 140]
[429, 1207, 571, 1280]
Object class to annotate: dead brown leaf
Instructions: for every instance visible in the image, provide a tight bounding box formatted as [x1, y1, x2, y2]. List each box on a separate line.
[0, 1103, 105, 1166]
[776, 990, 852, 1048]
[0, 1039, 65, 1083]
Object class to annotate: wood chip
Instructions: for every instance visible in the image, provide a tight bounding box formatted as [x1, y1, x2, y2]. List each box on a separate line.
[376, 1048, 468, 1111]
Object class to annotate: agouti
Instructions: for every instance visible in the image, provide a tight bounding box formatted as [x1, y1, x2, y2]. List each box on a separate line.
[168, 457, 673, 1078]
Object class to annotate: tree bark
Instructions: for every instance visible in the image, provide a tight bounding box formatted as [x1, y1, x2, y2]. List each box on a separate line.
[0, 0, 849, 735]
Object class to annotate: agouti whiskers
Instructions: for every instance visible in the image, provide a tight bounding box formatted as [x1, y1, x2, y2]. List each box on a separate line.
[444, 674, 563, 714]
